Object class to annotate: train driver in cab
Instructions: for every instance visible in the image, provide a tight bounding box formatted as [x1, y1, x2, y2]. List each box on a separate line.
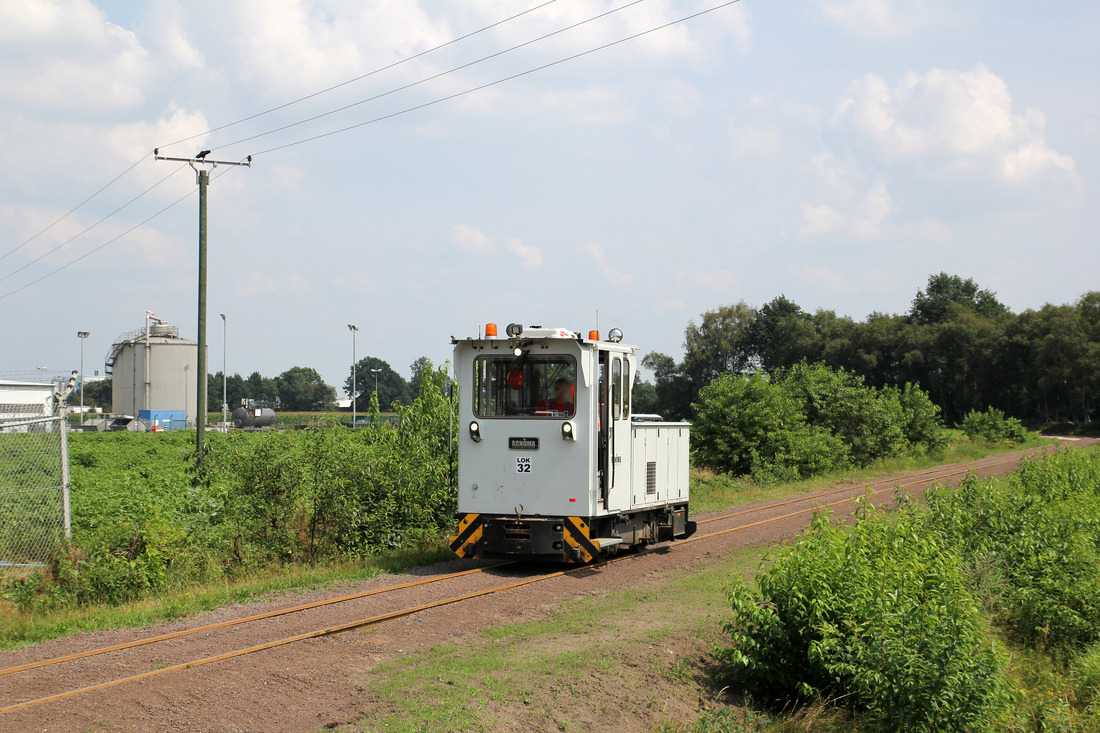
[534, 378, 574, 416]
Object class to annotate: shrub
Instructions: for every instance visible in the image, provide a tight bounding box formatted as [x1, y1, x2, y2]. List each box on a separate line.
[924, 449, 1100, 651]
[692, 365, 945, 480]
[960, 407, 1028, 445]
[893, 382, 948, 454]
[692, 372, 846, 481]
[718, 503, 1003, 732]
[776, 362, 907, 466]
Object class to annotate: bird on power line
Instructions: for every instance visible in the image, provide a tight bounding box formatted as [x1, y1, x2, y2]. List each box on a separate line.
[195, 150, 211, 160]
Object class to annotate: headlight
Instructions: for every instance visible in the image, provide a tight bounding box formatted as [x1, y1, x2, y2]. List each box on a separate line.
[469, 420, 481, 442]
[506, 323, 524, 338]
[561, 421, 575, 441]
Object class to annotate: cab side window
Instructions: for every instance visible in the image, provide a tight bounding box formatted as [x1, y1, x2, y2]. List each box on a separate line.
[623, 360, 631, 420]
[612, 358, 622, 420]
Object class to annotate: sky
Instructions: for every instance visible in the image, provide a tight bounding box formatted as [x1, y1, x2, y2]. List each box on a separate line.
[1, 0, 1097, 391]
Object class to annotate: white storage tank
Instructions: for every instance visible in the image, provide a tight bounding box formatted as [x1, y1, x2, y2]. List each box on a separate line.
[106, 317, 197, 429]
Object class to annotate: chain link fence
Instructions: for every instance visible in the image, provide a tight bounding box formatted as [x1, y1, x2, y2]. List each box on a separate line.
[0, 405, 70, 572]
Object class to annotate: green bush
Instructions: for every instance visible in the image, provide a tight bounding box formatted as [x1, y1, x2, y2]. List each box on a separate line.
[691, 364, 945, 480]
[718, 503, 1003, 732]
[924, 449, 1100, 651]
[4, 364, 458, 611]
[691, 372, 846, 481]
[776, 363, 907, 466]
[960, 407, 1028, 445]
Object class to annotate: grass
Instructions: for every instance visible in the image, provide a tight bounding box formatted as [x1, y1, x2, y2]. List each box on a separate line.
[337, 545, 770, 733]
[0, 544, 454, 650]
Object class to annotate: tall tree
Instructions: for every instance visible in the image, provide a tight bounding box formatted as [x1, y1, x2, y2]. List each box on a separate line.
[345, 356, 409, 411]
[408, 356, 433, 398]
[641, 352, 694, 420]
[681, 301, 757, 386]
[909, 273, 1008, 325]
[276, 367, 336, 411]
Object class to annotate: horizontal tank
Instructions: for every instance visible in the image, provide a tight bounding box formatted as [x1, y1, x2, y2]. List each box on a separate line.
[232, 406, 276, 428]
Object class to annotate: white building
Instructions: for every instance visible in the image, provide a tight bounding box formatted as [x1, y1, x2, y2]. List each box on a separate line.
[0, 380, 55, 420]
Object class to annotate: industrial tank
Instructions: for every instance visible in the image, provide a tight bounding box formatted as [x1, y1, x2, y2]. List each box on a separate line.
[106, 317, 196, 428]
[232, 406, 276, 428]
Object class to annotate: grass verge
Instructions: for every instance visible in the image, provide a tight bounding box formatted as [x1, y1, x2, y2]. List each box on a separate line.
[0, 544, 454, 650]
[336, 546, 771, 733]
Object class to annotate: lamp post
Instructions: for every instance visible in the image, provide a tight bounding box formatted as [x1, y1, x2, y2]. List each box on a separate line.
[348, 324, 358, 425]
[77, 331, 90, 425]
[371, 368, 382, 397]
[219, 314, 227, 432]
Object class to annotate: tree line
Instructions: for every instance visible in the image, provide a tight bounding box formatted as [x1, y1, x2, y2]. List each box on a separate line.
[642, 273, 1099, 426]
[79, 356, 437, 413]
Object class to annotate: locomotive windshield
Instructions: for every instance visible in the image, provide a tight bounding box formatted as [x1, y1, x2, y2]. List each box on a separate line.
[474, 355, 576, 418]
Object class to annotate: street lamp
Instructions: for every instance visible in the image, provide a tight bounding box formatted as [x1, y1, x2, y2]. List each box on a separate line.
[371, 368, 382, 398]
[219, 314, 227, 432]
[348, 324, 359, 425]
[77, 331, 90, 426]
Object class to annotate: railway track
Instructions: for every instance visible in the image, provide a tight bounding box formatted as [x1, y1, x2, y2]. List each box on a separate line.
[0, 446, 1050, 716]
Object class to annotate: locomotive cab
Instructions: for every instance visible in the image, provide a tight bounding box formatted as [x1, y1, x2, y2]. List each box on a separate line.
[450, 324, 695, 563]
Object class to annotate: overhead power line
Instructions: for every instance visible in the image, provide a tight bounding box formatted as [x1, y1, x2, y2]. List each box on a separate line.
[0, 166, 238, 302]
[157, 0, 561, 152]
[3, 1, 561, 262]
[208, 0, 647, 155]
[2, 0, 743, 300]
[247, 0, 744, 158]
[0, 165, 188, 285]
[0, 156, 148, 263]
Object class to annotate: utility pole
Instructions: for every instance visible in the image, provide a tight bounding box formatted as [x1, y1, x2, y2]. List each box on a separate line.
[156, 150, 250, 464]
[77, 331, 90, 426]
[348, 324, 358, 425]
[220, 313, 227, 432]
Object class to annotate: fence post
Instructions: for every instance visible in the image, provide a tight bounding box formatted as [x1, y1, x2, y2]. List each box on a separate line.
[60, 414, 72, 539]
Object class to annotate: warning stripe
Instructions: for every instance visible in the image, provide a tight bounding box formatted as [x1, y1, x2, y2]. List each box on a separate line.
[563, 516, 599, 562]
[449, 514, 485, 556]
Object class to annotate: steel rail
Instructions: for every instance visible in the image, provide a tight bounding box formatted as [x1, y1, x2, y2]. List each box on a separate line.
[0, 562, 511, 678]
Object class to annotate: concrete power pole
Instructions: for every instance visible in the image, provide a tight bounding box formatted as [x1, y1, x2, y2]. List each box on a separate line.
[156, 150, 250, 464]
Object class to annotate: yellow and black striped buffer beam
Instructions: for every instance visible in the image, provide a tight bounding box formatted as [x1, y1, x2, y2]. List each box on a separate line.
[449, 514, 484, 557]
[563, 516, 599, 563]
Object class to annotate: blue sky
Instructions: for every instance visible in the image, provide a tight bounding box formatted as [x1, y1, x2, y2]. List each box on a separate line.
[1, 0, 1096, 391]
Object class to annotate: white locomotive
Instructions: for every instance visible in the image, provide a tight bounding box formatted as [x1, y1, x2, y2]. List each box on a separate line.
[450, 323, 695, 563]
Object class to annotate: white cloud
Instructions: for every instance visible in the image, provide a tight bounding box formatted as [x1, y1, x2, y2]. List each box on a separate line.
[504, 237, 542, 270]
[580, 242, 632, 286]
[798, 265, 852, 293]
[818, 0, 970, 39]
[0, 0, 150, 111]
[800, 203, 846, 236]
[837, 64, 1077, 185]
[731, 125, 781, 156]
[675, 268, 739, 293]
[657, 296, 684, 311]
[235, 271, 311, 297]
[800, 181, 952, 243]
[663, 80, 702, 117]
[451, 227, 541, 270]
[230, 0, 449, 95]
[451, 224, 495, 255]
